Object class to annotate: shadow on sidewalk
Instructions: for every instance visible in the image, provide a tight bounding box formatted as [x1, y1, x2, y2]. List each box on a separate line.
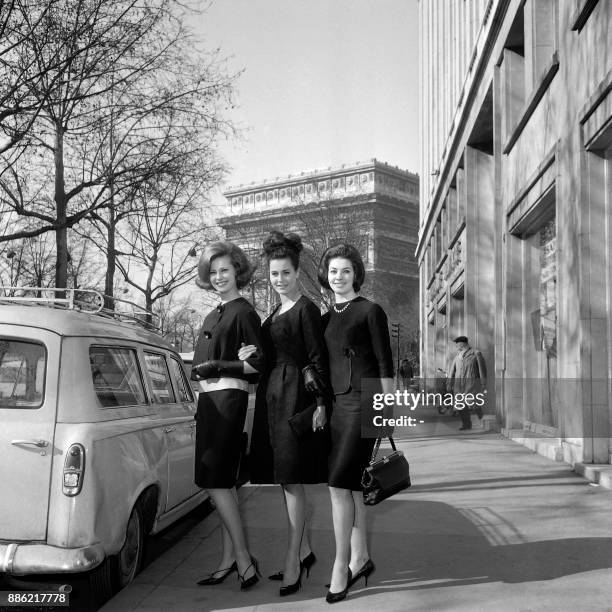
[408, 471, 582, 493]
[354, 498, 612, 596]
[145, 490, 612, 610]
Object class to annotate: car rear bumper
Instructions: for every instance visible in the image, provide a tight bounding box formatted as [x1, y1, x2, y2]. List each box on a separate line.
[0, 541, 105, 575]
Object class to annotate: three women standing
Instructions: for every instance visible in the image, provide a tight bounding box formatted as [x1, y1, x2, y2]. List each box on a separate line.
[191, 237, 394, 604]
[191, 242, 265, 589]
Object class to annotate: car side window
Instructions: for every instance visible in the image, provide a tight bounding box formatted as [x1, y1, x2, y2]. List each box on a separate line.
[89, 346, 147, 407]
[168, 356, 194, 403]
[143, 352, 176, 404]
[0, 338, 46, 409]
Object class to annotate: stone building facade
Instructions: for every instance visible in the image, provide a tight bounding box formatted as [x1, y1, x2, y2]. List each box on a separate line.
[418, 0, 612, 465]
[218, 160, 420, 363]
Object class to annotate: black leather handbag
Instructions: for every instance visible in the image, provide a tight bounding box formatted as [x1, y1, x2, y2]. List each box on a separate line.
[361, 436, 411, 505]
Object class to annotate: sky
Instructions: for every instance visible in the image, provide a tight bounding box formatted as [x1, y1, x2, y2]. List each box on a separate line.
[193, 0, 420, 195]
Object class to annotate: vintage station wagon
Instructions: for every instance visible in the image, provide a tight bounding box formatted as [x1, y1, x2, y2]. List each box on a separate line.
[0, 290, 207, 599]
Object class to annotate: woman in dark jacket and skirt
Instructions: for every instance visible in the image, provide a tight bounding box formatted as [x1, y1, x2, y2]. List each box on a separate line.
[191, 242, 265, 590]
[318, 243, 394, 604]
[242, 231, 329, 596]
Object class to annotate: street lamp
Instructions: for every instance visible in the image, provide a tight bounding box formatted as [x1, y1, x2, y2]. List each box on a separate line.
[391, 322, 401, 380]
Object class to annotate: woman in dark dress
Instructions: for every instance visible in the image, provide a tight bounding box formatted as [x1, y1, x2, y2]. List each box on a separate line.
[191, 242, 265, 590]
[318, 243, 394, 604]
[242, 231, 329, 597]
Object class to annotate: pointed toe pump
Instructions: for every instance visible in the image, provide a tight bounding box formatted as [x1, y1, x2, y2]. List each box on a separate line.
[197, 561, 237, 586]
[279, 564, 303, 597]
[348, 559, 375, 588]
[238, 558, 260, 590]
[325, 568, 352, 604]
[269, 551, 317, 581]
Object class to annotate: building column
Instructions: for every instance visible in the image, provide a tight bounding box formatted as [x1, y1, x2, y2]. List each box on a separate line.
[464, 146, 496, 397]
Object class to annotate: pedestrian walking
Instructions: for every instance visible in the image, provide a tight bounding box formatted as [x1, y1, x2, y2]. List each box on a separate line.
[318, 243, 394, 604]
[242, 231, 330, 597]
[447, 335, 487, 430]
[191, 241, 265, 589]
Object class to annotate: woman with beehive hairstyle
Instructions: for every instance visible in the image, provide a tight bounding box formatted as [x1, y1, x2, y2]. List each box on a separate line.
[245, 230, 330, 596]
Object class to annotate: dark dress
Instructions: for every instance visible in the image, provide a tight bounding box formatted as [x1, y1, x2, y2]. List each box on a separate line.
[323, 296, 394, 490]
[249, 295, 330, 485]
[193, 297, 265, 489]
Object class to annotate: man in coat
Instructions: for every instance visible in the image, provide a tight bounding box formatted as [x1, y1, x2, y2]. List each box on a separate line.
[447, 336, 487, 430]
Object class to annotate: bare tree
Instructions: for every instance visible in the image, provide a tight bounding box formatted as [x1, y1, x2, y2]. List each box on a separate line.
[0, 0, 236, 290]
[0, 0, 63, 154]
[112, 167, 216, 320]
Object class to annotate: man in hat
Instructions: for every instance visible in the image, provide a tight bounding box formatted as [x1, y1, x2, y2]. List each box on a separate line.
[447, 336, 487, 430]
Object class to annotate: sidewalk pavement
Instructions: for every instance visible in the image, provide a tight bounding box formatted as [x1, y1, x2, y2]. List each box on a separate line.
[102, 411, 612, 612]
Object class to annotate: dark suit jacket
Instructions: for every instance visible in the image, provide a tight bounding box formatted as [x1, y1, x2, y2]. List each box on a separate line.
[322, 297, 394, 395]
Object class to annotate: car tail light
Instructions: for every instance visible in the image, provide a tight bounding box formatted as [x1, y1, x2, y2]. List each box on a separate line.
[63, 444, 85, 496]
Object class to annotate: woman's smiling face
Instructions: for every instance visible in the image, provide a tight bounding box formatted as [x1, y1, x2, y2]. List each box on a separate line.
[209, 255, 237, 295]
[328, 257, 355, 297]
[269, 257, 299, 296]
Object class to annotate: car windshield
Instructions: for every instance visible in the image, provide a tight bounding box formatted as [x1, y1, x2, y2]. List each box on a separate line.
[0, 338, 46, 408]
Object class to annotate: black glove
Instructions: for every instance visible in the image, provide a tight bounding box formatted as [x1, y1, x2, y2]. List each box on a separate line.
[191, 360, 245, 380]
[191, 361, 220, 380]
[302, 364, 325, 397]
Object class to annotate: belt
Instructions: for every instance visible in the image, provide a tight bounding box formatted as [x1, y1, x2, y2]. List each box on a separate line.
[198, 377, 249, 393]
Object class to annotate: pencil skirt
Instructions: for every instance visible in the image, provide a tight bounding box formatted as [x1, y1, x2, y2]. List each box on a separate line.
[194, 388, 247, 489]
[327, 390, 376, 491]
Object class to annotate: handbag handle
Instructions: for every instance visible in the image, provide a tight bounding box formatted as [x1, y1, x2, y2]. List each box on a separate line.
[370, 435, 397, 463]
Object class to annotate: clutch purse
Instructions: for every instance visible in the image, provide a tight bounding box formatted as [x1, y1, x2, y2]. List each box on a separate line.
[287, 404, 316, 437]
[361, 436, 411, 505]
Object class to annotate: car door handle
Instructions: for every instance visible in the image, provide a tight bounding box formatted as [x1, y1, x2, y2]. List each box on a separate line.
[11, 439, 49, 448]
[164, 426, 176, 433]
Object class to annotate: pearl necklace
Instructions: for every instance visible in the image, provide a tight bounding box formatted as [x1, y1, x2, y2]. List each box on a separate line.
[333, 301, 351, 314]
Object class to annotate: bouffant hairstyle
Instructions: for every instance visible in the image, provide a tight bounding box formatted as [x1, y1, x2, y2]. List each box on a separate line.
[262, 230, 303, 270]
[317, 243, 365, 292]
[196, 241, 254, 291]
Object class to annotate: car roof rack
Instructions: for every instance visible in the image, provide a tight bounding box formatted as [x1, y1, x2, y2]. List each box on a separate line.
[0, 287, 161, 332]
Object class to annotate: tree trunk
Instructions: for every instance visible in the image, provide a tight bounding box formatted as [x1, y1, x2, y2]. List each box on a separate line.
[54, 123, 68, 290]
[144, 255, 156, 325]
[104, 206, 116, 310]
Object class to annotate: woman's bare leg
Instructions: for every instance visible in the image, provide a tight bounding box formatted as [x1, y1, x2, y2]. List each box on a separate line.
[349, 490, 370, 573]
[208, 488, 255, 579]
[328, 486, 353, 592]
[281, 483, 305, 586]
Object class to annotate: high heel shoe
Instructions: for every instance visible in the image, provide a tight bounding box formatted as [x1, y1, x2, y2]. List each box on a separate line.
[325, 568, 352, 604]
[197, 561, 237, 585]
[268, 551, 317, 581]
[301, 551, 316, 577]
[279, 562, 303, 596]
[238, 557, 260, 590]
[348, 559, 375, 587]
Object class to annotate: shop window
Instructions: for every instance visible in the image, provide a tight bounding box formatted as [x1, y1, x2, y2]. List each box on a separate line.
[524, 214, 557, 427]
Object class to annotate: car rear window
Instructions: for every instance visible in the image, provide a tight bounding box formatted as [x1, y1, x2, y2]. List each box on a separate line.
[168, 356, 194, 403]
[0, 339, 45, 408]
[89, 346, 147, 407]
[144, 353, 176, 404]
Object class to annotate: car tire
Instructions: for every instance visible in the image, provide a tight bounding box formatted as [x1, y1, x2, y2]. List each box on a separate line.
[89, 502, 145, 603]
[115, 502, 145, 588]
